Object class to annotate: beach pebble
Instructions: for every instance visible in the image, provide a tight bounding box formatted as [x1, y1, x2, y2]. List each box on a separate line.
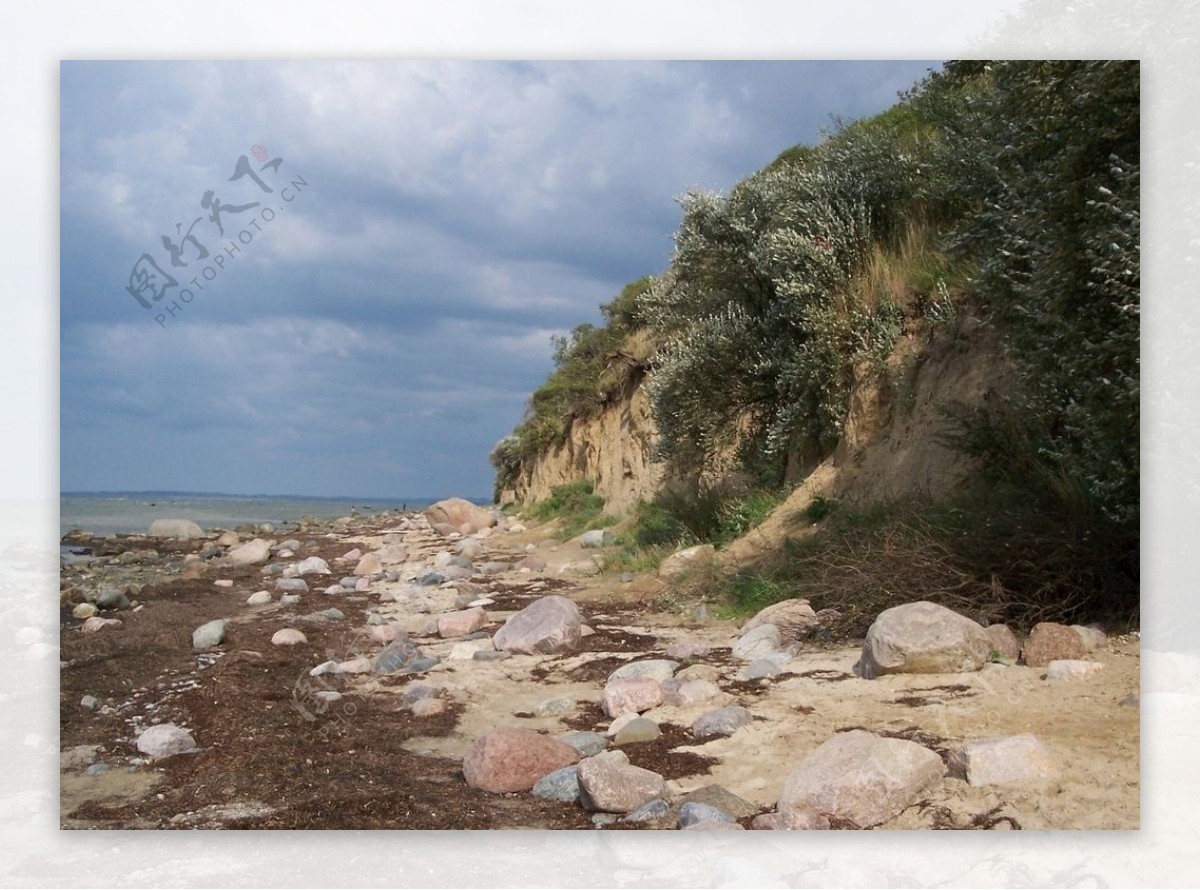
[271, 629, 307, 646]
[246, 591, 272, 606]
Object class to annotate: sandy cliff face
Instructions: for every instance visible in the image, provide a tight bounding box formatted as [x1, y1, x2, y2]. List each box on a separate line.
[500, 381, 664, 516]
[504, 313, 1008, 532]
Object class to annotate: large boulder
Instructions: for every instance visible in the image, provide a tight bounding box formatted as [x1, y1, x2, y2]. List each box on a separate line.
[858, 601, 991, 679]
[227, 538, 273, 566]
[426, 498, 496, 533]
[577, 757, 667, 813]
[492, 595, 582, 655]
[1021, 622, 1087, 667]
[148, 519, 204, 539]
[742, 598, 820, 642]
[777, 730, 946, 828]
[462, 728, 579, 793]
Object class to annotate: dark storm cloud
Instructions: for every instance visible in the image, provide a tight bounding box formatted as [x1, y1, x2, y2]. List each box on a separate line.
[60, 60, 938, 497]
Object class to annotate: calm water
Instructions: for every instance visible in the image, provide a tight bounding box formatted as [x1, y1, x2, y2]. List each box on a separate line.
[59, 492, 451, 538]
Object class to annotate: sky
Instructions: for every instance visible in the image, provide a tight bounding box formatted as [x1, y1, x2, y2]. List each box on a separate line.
[60, 60, 940, 500]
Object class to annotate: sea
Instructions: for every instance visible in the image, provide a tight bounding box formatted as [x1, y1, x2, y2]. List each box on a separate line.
[58, 492, 473, 539]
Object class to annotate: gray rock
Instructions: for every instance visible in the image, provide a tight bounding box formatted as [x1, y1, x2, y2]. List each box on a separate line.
[858, 601, 991, 679]
[678, 801, 736, 828]
[580, 529, 616, 549]
[148, 519, 205, 539]
[622, 798, 672, 825]
[472, 650, 511, 662]
[577, 757, 667, 813]
[372, 638, 420, 674]
[532, 695, 576, 718]
[743, 654, 788, 679]
[275, 578, 309, 593]
[192, 619, 227, 649]
[198, 545, 222, 559]
[294, 556, 331, 575]
[612, 717, 661, 746]
[97, 587, 131, 611]
[777, 729, 946, 827]
[340, 577, 359, 590]
[591, 813, 618, 826]
[417, 572, 447, 586]
[558, 731, 607, 758]
[276, 539, 301, 552]
[80, 694, 99, 710]
[246, 591, 272, 606]
[405, 656, 439, 674]
[619, 572, 634, 584]
[531, 765, 581, 803]
[316, 608, 344, 621]
[492, 595, 583, 655]
[693, 705, 753, 740]
[85, 762, 110, 776]
[608, 659, 680, 683]
[135, 723, 197, 759]
[401, 682, 439, 705]
[732, 624, 783, 661]
[743, 598, 820, 642]
[279, 594, 300, 605]
[1045, 659, 1104, 682]
[227, 538, 273, 566]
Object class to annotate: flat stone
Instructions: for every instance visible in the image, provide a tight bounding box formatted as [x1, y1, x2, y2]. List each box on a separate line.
[437, 607, 487, 639]
[80, 617, 120, 636]
[192, 619, 226, 649]
[608, 659, 679, 683]
[532, 695, 576, 718]
[271, 628, 307, 646]
[678, 801, 736, 828]
[1022, 622, 1087, 667]
[246, 591, 272, 606]
[693, 705, 752, 740]
[750, 810, 831, 830]
[576, 757, 667, 813]
[602, 678, 664, 718]
[462, 727, 580, 793]
[135, 723, 197, 759]
[531, 765, 581, 803]
[492, 595, 582, 655]
[732, 624, 783, 661]
[948, 735, 1059, 786]
[411, 698, 447, 717]
[858, 601, 991, 678]
[212, 579, 233, 589]
[1045, 659, 1104, 682]
[473, 650, 511, 662]
[622, 798, 673, 825]
[558, 731, 607, 758]
[612, 717, 661, 746]
[777, 730, 946, 827]
[148, 519, 204, 539]
[275, 578, 309, 593]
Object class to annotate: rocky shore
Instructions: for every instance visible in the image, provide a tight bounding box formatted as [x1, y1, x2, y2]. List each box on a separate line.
[59, 499, 1139, 830]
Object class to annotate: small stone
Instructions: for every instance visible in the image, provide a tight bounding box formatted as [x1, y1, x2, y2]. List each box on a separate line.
[226, 538, 273, 566]
[678, 801, 736, 828]
[577, 757, 668, 813]
[369, 624, 401, 645]
[97, 587, 132, 609]
[612, 717, 661, 746]
[580, 529, 616, 548]
[355, 577, 371, 592]
[1120, 693, 1140, 708]
[337, 657, 373, 674]
[294, 556, 331, 575]
[275, 578, 309, 593]
[661, 678, 725, 708]
[280, 594, 300, 605]
[437, 607, 487, 639]
[85, 762, 110, 777]
[246, 591, 272, 606]
[531, 765, 581, 803]
[558, 731, 607, 758]
[693, 705, 752, 740]
[473, 650, 511, 662]
[622, 798, 672, 825]
[213, 579, 234, 589]
[1045, 659, 1104, 682]
[605, 712, 640, 738]
[532, 695, 576, 718]
[402, 682, 440, 705]
[310, 661, 342, 677]
[591, 813, 618, 826]
[314, 690, 342, 703]
[135, 723, 197, 759]
[271, 628, 307, 646]
[665, 639, 711, 660]
[72, 603, 98, 620]
[679, 784, 761, 819]
[412, 698, 447, 717]
[192, 619, 226, 649]
[80, 694, 99, 710]
[750, 810, 831, 830]
[405, 656, 439, 674]
[447, 639, 495, 660]
[372, 637, 419, 674]
[81, 616, 121, 635]
[743, 655, 787, 680]
[340, 577, 358, 590]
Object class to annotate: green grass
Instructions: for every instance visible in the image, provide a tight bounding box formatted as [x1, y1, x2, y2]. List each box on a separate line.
[523, 481, 613, 540]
